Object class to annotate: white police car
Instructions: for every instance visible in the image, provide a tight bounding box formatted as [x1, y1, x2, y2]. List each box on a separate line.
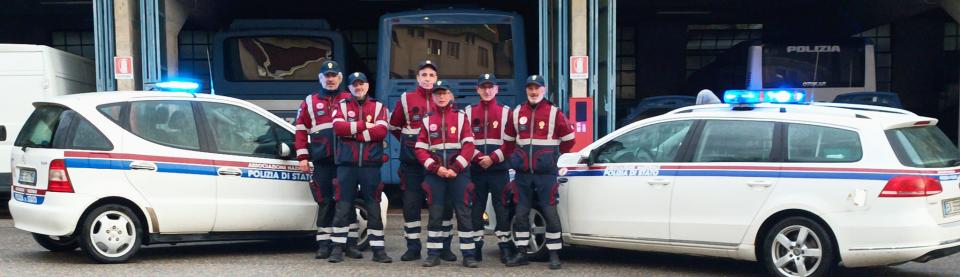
[7, 84, 387, 263]
[549, 89, 960, 276]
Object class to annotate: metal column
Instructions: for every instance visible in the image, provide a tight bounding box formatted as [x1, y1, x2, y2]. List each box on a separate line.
[139, 0, 166, 89]
[93, 0, 116, 91]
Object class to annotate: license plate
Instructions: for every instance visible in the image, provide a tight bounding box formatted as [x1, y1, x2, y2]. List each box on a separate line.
[944, 198, 960, 218]
[17, 168, 36, 186]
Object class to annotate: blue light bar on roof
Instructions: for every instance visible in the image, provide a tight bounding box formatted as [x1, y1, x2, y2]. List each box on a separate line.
[155, 80, 201, 93]
[723, 89, 808, 104]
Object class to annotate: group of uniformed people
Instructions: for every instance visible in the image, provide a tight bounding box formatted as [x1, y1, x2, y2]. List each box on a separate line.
[294, 59, 575, 269]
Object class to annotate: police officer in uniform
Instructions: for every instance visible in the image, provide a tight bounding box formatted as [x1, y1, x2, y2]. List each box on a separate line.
[504, 75, 575, 270]
[414, 81, 479, 268]
[294, 60, 362, 260]
[388, 60, 457, 262]
[464, 74, 517, 264]
[329, 72, 392, 263]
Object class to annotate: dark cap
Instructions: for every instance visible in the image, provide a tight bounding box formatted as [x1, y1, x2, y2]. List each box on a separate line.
[525, 74, 545, 87]
[433, 80, 454, 93]
[347, 72, 368, 84]
[417, 59, 438, 72]
[319, 60, 341, 76]
[476, 73, 497, 86]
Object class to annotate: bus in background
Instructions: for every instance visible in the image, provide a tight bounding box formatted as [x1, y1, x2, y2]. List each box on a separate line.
[376, 9, 528, 184]
[746, 38, 876, 102]
[211, 19, 365, 123]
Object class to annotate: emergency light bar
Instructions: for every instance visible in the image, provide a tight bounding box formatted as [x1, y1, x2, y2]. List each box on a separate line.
[723, 89, 808, 104]
[155, 80, 201, 93]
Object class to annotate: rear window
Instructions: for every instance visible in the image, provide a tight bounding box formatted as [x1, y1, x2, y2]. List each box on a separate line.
[886, 126, 960, 168]
[15, 106, 66, 148]
[15, 105, 113, 151]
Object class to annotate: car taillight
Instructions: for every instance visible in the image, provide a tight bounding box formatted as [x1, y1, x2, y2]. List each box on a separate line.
[48, 159, 74, 193]
[879, 176, 941, 197]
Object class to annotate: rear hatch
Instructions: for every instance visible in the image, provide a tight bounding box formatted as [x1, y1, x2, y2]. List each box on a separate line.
[885, 125, 960, 224]
[10, 103, 112, 204]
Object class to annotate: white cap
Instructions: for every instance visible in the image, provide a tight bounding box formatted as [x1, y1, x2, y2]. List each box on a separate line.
[696, 89, 721, 105]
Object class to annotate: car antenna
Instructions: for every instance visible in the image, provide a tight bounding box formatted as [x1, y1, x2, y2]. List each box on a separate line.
[206, 47, 216, 95]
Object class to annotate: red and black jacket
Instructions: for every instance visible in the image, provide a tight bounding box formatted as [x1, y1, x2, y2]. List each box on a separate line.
[389, 86, 434, 164]
[464, 98, 515, 172]
[414, 103, 475, 174]
[294, 90, 350, 164]
[504, 100, 575, 174]
[332, 96, 389, 167]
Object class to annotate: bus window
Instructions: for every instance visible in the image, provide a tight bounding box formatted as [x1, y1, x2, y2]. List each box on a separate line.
[389, 24, 514, 79]
[761, 43, 866, 88]
[223, 36, 334, 81]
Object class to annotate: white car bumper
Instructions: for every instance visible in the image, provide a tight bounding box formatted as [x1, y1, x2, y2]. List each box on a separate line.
[838, 218, 960, 267]
[9, 191, 96, 236]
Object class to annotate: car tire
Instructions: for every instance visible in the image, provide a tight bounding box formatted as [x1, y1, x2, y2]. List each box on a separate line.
[32, 233, 79, 252]
[760, 216, 837, 277]
[353, 199, 370, 251]
[512, 207, 549, 262]
[78, 204, 143, 263]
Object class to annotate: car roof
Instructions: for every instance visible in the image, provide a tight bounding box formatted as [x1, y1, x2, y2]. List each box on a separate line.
[34, 91, 253, 108]
[659, 102, 934, 130]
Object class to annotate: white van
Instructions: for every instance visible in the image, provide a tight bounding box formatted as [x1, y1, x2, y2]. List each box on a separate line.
[0, 44, 94, 196]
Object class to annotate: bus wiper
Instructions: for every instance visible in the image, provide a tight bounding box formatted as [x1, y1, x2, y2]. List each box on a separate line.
[949, 159, 960, 167]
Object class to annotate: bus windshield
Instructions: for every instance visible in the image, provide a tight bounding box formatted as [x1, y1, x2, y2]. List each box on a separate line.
[389, 24, 514, 79]
[761, 43, 866, 88]
[223, 36, 334, 81]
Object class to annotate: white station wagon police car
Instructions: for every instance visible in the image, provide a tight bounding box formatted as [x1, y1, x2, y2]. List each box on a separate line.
[543, 89, 960, 276]
[7, 86, 387, 263]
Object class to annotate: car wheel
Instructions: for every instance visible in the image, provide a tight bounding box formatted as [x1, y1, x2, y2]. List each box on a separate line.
[353, 199, 370, 251]
[761, 216, 837, 277]
[32, 233, 79, 252]
[78, 204, 143, 263]
[512, 207, 549, 261]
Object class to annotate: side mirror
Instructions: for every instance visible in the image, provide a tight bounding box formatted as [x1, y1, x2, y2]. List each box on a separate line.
[582, 148, 596, 166]
[0, 125, 5, 142]
[280, 143, 292, 159]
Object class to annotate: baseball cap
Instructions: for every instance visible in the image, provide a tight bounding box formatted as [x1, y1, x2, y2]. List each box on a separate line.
[433, 80, 454, 94]
[477, 73, 497, 86]
[347, 72, 368, 84]
[525, 74, 545, 87]
[417, 59, 438, 72]
[319, 60, 341, 76]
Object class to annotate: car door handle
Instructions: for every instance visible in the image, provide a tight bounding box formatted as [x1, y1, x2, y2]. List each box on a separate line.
[558, 177, 568, 183]
[218, 167, 243, 176]
[747, 180, 773, 188]
[129, 161, 157, 171]
[647, 178, 671, 186]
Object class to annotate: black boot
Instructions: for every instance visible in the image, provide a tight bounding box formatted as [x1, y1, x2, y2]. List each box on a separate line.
[401, 248, 421, 261]
[327, 245, 344, 263]
[462, 256, 480, 268]
[345, 240, 364, 259]
[421, 254, 441, 267]
[548, 250, 562, 270]
[401, 239, 422, 261]
[314, 243, 332, 260]
[474, 239, 484, 262]
[372, 249, 393, 263]
[498, 243, 514, 264]
[441, 237, 457, 261]
[505, 247, 529, 267]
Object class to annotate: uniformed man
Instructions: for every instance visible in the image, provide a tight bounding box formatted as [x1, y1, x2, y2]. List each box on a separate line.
[329, 72, 392, 263]
[464, 73, 517, 264]
[504, 75, 575, 270]
[414, 81, 479, 268]
[294, 60, 362, 260]
[388, 60, 457, 262]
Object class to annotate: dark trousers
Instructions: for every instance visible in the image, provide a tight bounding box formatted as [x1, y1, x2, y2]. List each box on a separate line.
[308, 165, 336, 247]
[470, 170, 514, 247]
[513, 173, 563, 251]
[423, 170, 476, 257]
[400, 162, 454, 252]
[332, 166, 385, 250]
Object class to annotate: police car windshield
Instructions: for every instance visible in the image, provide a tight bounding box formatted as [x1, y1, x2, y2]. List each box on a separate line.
[389, 24, 514, 79]
[886, 126, 960, 168]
